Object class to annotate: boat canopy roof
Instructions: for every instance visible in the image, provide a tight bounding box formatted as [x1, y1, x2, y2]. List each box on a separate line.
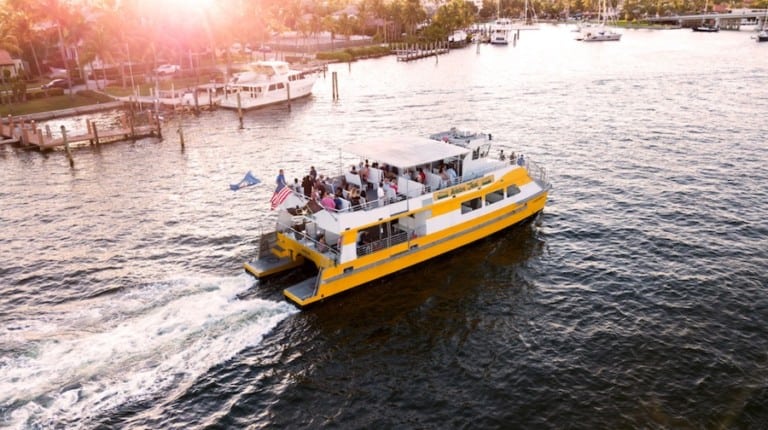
[343, 136, 470, 168]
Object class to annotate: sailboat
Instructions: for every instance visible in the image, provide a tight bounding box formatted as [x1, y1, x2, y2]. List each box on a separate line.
[577, 0, 621, 42]
[692, 0, 719, 32]
[513, 0, 540, 30]
[755, 9, 768, 42]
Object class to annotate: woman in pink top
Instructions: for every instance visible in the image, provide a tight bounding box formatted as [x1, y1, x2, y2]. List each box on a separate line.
[321, 192, 336, 211]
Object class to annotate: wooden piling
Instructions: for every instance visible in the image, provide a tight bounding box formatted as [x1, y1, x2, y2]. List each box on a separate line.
[92, 121, 100, 145]
[129, 111, 136, 139]
[155, 115, 162, 139]
[287, 82, 292, 111]
[178, 120, 185, 149]
[61, 126, 74, 168]
[332, 71, 339, 101]
[237, 91, 243, 128]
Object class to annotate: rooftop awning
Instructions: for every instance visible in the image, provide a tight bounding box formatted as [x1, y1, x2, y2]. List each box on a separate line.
[342, 136, 470, 168]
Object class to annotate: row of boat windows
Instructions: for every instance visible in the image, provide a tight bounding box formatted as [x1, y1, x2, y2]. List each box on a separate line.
[228, 75, 310, 96]
[462, 184, 521, 213]
[355, 184, 521, 257]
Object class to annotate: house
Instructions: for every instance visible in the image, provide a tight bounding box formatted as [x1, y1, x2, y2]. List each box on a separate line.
[0, 49, 25, 79]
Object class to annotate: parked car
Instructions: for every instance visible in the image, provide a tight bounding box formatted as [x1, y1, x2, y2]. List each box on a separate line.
[154, 64, 180, 75]
[41, 78, 71, 89]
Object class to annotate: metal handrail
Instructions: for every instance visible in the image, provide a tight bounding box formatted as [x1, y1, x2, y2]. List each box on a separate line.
[356, 231, 409, 256]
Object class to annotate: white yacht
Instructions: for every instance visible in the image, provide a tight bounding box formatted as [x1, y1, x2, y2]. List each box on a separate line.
[490, 18, 512, 45]
[218, 61, 318, 110]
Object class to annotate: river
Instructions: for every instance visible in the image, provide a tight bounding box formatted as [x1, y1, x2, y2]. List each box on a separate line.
[1, 24, 767, 428]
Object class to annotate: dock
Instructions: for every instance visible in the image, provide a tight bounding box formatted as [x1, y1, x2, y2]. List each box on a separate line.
[1, 112, 161, 151]
[394, 42, 450, 62]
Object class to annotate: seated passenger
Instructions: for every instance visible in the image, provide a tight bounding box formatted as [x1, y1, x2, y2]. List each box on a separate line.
[321, 192, 336, 211]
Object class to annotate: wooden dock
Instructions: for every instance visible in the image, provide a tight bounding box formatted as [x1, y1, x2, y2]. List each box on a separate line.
[1, 112, 161, 151]
[394, 42, 450, 62]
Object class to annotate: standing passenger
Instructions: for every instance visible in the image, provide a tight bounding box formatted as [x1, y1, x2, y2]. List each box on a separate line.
[275, 169, 287, 192]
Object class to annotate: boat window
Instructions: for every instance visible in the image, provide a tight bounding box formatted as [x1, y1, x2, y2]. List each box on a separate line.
[461, 197, 482, 214]
[277, 83, 284, 89]
[485, 189, 504, 205]
[506, 185, 520, 197]
[480, 144, 491, 158]
[268, 84, 277, 91]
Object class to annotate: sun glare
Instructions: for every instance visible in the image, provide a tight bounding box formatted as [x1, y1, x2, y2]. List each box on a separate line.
[159, 0, 215, 14]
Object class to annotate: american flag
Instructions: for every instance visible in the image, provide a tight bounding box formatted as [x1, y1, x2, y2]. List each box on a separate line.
[270, 186, 293, 210]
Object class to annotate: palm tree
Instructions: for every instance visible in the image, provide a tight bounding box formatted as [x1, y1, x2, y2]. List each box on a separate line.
[0, 9, 21, 104]
[4, 1, 44, 79]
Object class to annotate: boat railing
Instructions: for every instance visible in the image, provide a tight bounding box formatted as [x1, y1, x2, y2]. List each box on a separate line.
[356, 230, 409, 257]
[278, 221, 341, 262]
[525, 159, 550, 188]
[257, 228, 278, 259]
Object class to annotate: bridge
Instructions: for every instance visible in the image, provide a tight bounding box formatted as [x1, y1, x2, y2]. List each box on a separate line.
[645, 9, 767, 30]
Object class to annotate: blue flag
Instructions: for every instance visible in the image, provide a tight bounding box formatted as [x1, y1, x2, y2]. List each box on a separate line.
[230, 171, 261, 191]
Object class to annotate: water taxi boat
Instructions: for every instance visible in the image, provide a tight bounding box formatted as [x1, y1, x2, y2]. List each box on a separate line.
[244, 129, 551, 308]
[218, 60, 317, 110]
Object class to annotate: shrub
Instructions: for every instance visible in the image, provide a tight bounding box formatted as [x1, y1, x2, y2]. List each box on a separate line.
[316, 51, 353, 62]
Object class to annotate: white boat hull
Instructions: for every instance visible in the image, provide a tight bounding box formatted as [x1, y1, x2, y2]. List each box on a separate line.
[218, 78, 316, 110]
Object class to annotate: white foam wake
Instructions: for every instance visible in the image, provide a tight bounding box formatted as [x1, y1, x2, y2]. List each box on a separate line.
[0, 274, 296, 428]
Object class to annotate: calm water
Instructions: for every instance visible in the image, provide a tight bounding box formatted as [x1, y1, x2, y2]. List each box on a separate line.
[2, 25, 768, 428]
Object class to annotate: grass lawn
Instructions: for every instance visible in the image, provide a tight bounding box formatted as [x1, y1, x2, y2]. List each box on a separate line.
[0, 92, 114, 117]
[104, 75, 221, 97]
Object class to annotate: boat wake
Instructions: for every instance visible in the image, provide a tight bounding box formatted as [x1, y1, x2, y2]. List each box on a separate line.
[0, 274, 296, 429]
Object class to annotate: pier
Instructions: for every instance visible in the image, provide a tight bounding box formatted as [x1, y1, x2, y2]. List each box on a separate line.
[0, 111, 161, 151]
[394, 42, 450, 61]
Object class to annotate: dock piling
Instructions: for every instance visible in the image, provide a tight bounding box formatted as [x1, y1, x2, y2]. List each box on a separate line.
[178, 120, 185, 149]
[287, 82, 292, 111]
[237, 91, 243, 129]
[92, 121, 100, 145]
[61, 126, 74, 168]
[332, 72, 339, 101]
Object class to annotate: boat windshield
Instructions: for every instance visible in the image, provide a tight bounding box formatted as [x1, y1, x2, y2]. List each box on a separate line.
[248, 64, 275, 76]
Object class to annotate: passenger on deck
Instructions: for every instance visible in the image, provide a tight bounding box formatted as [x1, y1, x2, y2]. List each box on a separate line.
[291, 178, 301, 195]
[333, 191, 343, 210]
[321, 192, 336, 211]
[439, 165, 449, 186]
[417, 167, 426, 184]
[316, 234, 328, 253]
[349, 187, 361, 207]
[360, 161, 370, 187]
[309, 166, 317, 180]
[302, 176, 313, 199]
[359, 190, 367, 208]
[447, 165, 458, 184]
[275, 169, 287, 192]
[517, 154, 526, 166]
[377, 182, 385, 206]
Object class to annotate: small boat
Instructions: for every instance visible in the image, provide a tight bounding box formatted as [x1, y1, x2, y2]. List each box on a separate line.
[244, 129, 551, 308]
[577, 0, 621, 42]
[692, 0, 719, 32]
[448, 30, 470, 47]
[755, 9, 768, 42]
[579, 27, 622, 41]
[692, 23, 720, 32]
[218, 60, 318, 110]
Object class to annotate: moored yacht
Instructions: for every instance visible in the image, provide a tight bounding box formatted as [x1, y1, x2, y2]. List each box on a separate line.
[218, 60, 318, 110]
[490, 18, 512, 45]
[244, 129, 551, 308]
